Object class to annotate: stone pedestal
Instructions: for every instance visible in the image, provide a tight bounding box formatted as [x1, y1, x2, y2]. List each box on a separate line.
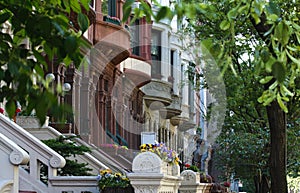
[127, 152, 182, 193]
[179, 170, 213, 193]
[16, 116, 49, 128]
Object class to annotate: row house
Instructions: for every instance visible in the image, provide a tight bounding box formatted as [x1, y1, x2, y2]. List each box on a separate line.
[49, 0, 201, 171]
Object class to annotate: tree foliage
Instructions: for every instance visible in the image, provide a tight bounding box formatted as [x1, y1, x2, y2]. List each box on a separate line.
[42, 135, 92, 176]
[213, 69, 270, 192]
[0, 0, 90, 124]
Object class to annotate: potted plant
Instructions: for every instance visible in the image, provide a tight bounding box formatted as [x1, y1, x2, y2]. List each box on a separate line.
[139, 142, 181, 166]
[103, 15, 121, 26]
[184, 164, 213, 183]
[139, 142, 181, 176]
[97, 169, 133, 193]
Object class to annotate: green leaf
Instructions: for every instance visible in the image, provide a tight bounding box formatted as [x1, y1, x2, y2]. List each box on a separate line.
[227, 7, 238, 20]
[257, 95, 264, 103]
[56, 83, 63, 93]
[5, 99, 16, 118]
[271, 61, 286, 83]
[295, 32, 300, 45]
[286, 49, 300, 68]
[286, 45, 298, 52]
[33, 50, 47, 66]
[220, 20, 230, 31]
[43, 43, 54, 61]
[122, 4, 132, 23]
[201, 39, 213, 50]
[155, 6, 169, 22]
[259, 76, 273, 84]
[274, 21, 290, 46]
[280, 84, 294, 97]
[281, 97, 289, 102]
[64, 36, 77, 55]
[63, 55, 72, 66]
[0, 12, 11, 24]
[267, 14, 278, 22]
[80, 0, 90, 11]
[62, 0, 71, 13]
[70, 0, 81, 13]
[77, 13, 89, 33]
[265, 56, 276, 73]
[238, 5, 249, 14]
[266, 1, 281, 16]
[34, 64, 45, 78]
[185, 4, 196, 19]
[251, 13, 261, 24]
[277, 93, 288, 113]
[123, 0, 134, 12]
[260, 49, 270, 62]
[268, 81, 278, 90]
[8, 61, 20, 76]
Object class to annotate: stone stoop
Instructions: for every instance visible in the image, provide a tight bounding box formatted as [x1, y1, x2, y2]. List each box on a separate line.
[98, 146, 133, 171]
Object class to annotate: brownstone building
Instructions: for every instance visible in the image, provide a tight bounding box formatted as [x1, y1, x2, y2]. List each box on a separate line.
[47, 0, 152, 169]
[47, 0, 200, 172]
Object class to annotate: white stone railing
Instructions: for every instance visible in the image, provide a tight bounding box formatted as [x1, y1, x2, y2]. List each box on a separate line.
[16, 116, 108, 175]
[0, 132, 29, 193]
[16, 115, 49, 129]
[0, 114, 65, 192]
[179, 170, 213, 193]
[1, 115, 101, 192]
[128, 152, 182, 193]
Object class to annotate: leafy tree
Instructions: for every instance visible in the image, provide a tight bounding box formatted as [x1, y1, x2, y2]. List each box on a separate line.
[42, 135, 92, 176]
[123, 0, 300, 192]
[0, 0, 90, 124]
[213, 69, 270, 192]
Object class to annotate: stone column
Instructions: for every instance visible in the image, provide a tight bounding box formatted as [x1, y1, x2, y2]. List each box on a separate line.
[179, 170, 213, 193]
[127, 152, 182, 193]
[74, 73, 82, 134]
[80, 77, 91, 142]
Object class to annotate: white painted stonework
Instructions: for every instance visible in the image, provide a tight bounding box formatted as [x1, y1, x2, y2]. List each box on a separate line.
[16, 116, 49, 129]
[1, 114, 100, 193]
[179, 170, 213, 193]
[0, 132, 29, 193]
[128, 152, 182, 193]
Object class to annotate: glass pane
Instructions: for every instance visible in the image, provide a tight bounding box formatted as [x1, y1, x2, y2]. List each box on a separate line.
[102, 0, 108, 15]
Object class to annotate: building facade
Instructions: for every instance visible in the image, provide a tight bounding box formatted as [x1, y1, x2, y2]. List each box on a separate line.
[3, 0, 204, 172]
[34, 0, 201, 170]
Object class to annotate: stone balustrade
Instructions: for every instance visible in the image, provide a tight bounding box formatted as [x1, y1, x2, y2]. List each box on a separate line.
[2, 115, 101, 193]
[0, 132, 29, 193]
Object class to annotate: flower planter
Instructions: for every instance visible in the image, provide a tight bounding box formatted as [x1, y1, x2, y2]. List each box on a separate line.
[101, 187, 134, 193]
[103, 16, 121, 26]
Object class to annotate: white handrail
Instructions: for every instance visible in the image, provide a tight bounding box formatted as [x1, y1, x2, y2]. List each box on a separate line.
[0, 132, 30, 193]
[0, 114, 65, 185]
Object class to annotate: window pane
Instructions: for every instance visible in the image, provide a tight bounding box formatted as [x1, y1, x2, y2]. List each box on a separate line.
[151, 30, 161, 76]
[131, 19, 140, 56]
